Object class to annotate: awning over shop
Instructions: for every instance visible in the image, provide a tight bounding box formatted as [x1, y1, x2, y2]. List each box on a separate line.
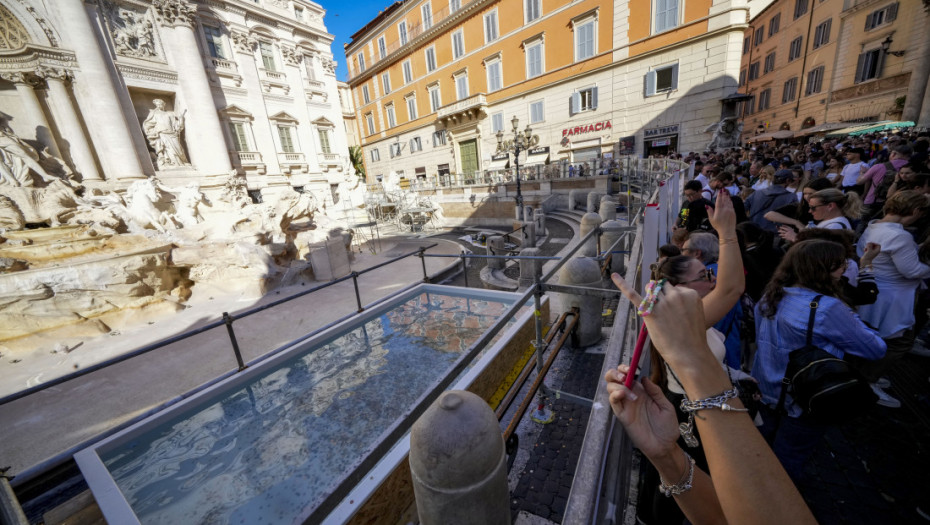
[489, 153, 510, 170]
[824, 121, 914, 137]
[846, 121, 914, 136]
[525, 146, 550, 165]
[796, 122, 848, 135]
[746, 129, 794, 142]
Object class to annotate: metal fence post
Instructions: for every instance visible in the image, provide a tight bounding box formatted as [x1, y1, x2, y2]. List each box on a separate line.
[351, 271, 363, 312]
[222, 312, 247, 371]
[419, 247, 429, 283]
[461, 252, 469, 288]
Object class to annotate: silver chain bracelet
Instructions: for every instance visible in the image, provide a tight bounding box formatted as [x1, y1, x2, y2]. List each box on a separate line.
[658, 450, 696, 497]
[680, 387, 748, 414]
[677, 387, 748, 448]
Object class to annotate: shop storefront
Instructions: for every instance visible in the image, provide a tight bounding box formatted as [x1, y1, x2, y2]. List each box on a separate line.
[644, 124, 679, 157]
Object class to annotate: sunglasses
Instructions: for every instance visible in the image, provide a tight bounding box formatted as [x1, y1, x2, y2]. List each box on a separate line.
[680, 268, 716, 285]
[809, 203, 830, 211]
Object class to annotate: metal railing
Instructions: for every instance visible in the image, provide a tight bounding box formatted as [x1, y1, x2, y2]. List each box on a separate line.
[403, 156, 688, 193]
[0, 244, 437, 407]
[2, 162, 685, 522]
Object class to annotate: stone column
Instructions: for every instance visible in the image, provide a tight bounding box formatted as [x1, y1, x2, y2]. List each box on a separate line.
[56, 0, 149, 179]
[0, 72, 60, 157]
[40, 68, 101, 180]
[153, 0, 231, 175]
[919, 69, 930, 129]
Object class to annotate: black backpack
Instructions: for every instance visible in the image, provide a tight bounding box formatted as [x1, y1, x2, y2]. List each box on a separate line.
[775, 296, 876, 425]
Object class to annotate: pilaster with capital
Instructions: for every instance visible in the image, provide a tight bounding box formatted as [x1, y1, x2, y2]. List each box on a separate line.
[154, 1, 232, 174]
[56, 0, 151, 179]
[0, 71, 62, 158]
[37, 68, 102, 180]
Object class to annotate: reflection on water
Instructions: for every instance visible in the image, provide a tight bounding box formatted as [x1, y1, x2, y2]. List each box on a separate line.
[101, 292, 514, 524]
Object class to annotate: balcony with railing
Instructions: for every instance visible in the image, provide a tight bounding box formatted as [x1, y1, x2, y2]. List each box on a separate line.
[278, 152, 308, 174]
[347, 0, 477, 80]
[260, 68, 290, 94]
[318, 152, 341, 165]
[233, 151, 266, 174]
[436, 94, 487, 125]
[205, 56, 243, 86]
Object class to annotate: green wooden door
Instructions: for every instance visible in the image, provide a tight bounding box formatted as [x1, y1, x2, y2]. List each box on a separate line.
[459, 139, 478, 175]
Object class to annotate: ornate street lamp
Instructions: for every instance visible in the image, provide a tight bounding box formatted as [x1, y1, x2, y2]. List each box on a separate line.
[496, 115, 533, 215]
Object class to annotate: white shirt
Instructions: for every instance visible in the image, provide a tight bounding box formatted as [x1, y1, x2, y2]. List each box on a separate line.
[814, 216, 851, 230]
[840, 161, 868, 187]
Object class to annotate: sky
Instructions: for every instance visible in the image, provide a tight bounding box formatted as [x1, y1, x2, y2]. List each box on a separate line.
[318, 0, 396, 82]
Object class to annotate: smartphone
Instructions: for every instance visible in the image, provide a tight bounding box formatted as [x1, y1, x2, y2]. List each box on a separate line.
[624, 323, 648, 388]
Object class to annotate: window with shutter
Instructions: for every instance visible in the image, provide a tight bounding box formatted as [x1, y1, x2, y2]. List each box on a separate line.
[530, 101, 544, 123]
[452, 30, 465, 58]
[425, 47, 437, 72]
[855, 49, 883, 83]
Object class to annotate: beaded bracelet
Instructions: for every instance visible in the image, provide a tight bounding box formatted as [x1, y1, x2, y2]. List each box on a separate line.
[637, 278, 667, 316]
[659, 450, 696, 497]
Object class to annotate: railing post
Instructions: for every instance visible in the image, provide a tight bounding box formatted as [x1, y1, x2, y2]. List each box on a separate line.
[222, 312, 247, 371]
[533, 283, 545, 373]
[419, 247, 429, 283]
[351, 271, 364, 312]
[461, 252, 469, 288]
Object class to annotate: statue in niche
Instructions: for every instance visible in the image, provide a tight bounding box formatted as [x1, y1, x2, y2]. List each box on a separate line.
[143, 99, 190, 170]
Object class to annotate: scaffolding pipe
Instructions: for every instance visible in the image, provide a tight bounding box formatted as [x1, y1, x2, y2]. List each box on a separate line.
[541, 283, 623, 299]
[502, 311, 580, 442]
[495, 312, 570, 421]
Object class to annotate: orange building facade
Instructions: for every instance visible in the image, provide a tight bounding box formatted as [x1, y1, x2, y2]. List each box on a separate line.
[345, 0, 752, 183]
[739, 0, 930, 136]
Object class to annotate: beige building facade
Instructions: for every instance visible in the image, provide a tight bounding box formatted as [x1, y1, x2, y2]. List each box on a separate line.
[344, 0, 753, 185]
[739, 0, 930, 135]
[0, 0, 352, 204]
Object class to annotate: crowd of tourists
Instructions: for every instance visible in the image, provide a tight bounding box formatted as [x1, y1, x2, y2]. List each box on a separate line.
[605, 129, 930, 524]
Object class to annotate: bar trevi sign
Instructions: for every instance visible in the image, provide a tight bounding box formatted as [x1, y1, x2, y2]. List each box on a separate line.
[644, 124, 679, 138]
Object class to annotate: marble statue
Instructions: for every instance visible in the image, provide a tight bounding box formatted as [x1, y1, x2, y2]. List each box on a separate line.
[108, 4, 158, 59]
[124, 178, 172, 231]
[706, 117, 743, 150]
[143, 99, 189, 170]
[0, 126, 60, 187]
[170, 183, 207, 227]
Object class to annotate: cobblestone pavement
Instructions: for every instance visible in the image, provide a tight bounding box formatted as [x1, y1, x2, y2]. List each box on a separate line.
[799, 345, 930, 525]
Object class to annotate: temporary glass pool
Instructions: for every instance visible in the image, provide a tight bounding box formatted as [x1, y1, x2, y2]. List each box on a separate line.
[75, 285, 530, 524]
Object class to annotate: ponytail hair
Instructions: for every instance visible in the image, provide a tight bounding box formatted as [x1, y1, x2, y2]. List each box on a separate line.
[811, 188, 862, 218]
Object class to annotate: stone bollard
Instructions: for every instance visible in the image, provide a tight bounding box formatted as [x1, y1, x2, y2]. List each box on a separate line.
[579, 213, 602, 257]
[518, 246, 542, 290]
[599, 195, 617, 222]
[557, 257, 603, 347]
[522, 221, 536, 248]
[524, 206, 534, 223]
[586, 192, 600, 213]
[514, 204, 524, 221]
[568, 189, 581, 211]
[600, 219, 626, 276]
[410, 390, 510, 525]
[487, 235, 506, 270]
[535, 211, 546, 237]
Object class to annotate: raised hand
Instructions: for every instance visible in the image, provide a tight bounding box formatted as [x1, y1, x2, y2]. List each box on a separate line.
[707, 189, 736, 235]
[605, 365, 680, 459]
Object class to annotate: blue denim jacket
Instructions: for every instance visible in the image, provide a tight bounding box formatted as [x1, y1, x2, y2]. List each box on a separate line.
[750, 287, 886, 417]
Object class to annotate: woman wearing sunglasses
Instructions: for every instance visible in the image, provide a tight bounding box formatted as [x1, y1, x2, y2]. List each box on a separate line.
[637, 190, 750, 523]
